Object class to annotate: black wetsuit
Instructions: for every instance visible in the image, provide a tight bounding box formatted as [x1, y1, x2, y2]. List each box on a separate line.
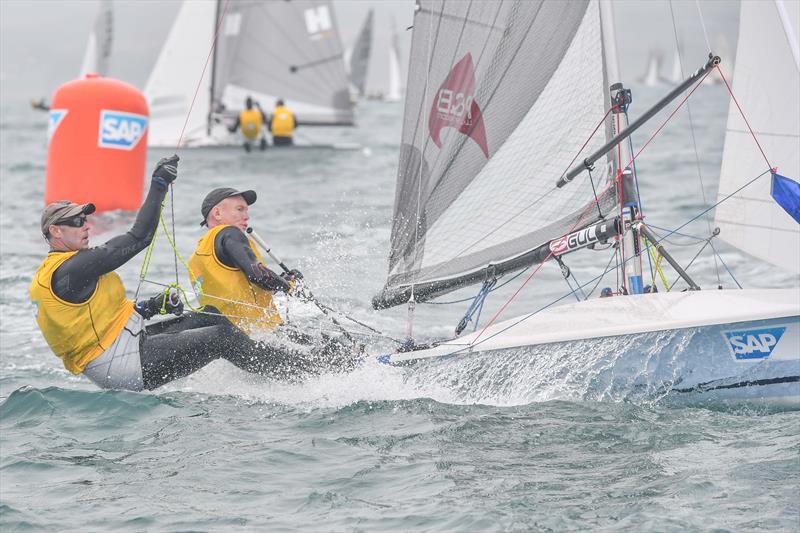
[50, 178, 328, 390]
[52, 179, 167, 303]
[137, 225, 358, 389]
[214, 227, 291, 291]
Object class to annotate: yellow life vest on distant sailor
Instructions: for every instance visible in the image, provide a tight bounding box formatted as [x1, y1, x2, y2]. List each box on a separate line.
[239, 108, 264, 141]
[189, 225, 283, 334]
[29, 251, 135, 374]
[270, 106, 295, 137]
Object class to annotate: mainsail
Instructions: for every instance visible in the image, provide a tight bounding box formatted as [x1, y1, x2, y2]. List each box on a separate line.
[374, 0, 620, 308]
[79, 0, 113, 78]
[145, 0, 354, 147]
[347, 9, 373, 97]
[715, 0, 800, 274]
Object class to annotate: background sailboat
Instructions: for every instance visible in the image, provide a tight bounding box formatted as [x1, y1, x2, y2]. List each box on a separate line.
[345, 8, 373, 99]
[384, 18, 404, 103]
[31, 1, 114, 111]
[78, 0, 113, 78]
[639, 50, 664, 87]
[373, 0, 799, 402]
[145, 0, 354, 148]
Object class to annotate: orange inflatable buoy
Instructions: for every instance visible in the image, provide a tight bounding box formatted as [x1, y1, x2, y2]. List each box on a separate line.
[45, 75, 148, 213]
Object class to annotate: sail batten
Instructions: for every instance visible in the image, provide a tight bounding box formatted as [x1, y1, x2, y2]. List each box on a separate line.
[375, 0, 619, 308]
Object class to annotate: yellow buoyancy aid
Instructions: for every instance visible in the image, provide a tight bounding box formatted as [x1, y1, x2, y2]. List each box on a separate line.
[189, 225, 283, 334]
[270, 106, 295, 138]
[239, 108, 264, 141]
[29, 251, 135, 374]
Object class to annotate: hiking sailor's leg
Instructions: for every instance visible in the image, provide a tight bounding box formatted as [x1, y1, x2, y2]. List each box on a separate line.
[144, 307, 228, 336]
[140, 313, 316, 388]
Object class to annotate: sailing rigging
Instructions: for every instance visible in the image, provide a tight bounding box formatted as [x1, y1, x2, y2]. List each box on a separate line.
[372, 0, 800, 401]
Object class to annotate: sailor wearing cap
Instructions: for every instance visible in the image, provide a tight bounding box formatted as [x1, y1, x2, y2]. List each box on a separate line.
[28, 158, 305, 391]
[189, 187, 300, 335]
[29, 156, 181, 390]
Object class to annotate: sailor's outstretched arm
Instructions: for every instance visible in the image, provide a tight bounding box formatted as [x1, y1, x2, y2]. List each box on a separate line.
[51, 156, 179, 302]
[215, 227, 290, 292]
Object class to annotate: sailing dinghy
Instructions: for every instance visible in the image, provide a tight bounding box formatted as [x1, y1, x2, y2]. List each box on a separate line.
[345, 8, 373, 99]
[145, 0, 354, 149]
[384, 18, 405, 103]
[79, 0, 113, 79]
[372, 0, 799, 402]
[32, 1, 114, 111]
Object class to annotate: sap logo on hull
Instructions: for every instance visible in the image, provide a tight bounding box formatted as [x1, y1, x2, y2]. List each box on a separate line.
[722, 326, 786, 361]
[98, 110, 148, 150]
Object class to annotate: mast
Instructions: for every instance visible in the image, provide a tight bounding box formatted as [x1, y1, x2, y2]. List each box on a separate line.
[207, 0, 221, 137]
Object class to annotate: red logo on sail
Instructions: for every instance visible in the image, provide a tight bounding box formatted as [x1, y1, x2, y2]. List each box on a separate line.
[549, 236, 569, 256]
[428, 53, 488, 157]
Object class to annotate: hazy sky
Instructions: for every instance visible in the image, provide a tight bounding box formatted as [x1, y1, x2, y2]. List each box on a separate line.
[0, 0, 738, 105]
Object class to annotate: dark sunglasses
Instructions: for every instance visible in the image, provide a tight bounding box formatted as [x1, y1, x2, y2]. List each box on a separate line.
[55, 215, 88, 228]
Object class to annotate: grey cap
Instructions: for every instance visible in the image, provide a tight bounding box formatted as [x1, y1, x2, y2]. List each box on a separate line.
[200, 187, 257, 226]
[41, 201, 96, 236]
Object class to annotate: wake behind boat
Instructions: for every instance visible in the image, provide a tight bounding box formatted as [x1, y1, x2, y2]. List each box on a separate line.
[371, 0, 800, 404]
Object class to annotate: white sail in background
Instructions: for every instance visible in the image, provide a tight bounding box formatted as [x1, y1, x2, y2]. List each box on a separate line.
[715, 0, 800, 274]
[668, 48, 682, 84]
[78, 0, 113, 78]
[144, 0, 215, 147]
[374, 0, 618, 307]
[385, 18, 404, 102]
[347, 9, 373, 97]
[639, 51, 662, 86]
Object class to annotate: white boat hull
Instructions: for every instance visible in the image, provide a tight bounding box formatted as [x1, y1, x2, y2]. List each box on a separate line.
[382, 289, 800, 402]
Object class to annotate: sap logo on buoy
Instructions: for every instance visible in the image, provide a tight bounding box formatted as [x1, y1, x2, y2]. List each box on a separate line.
[48, 109, 68, 143]
[722, 327, 786, 361]
[98, 110, 148, 150]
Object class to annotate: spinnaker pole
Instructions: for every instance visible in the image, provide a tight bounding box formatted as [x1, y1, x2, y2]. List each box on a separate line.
[556, 54, 720, 189]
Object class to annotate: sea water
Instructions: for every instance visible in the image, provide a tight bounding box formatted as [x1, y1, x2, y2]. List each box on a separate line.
[1, 87, 798, 531]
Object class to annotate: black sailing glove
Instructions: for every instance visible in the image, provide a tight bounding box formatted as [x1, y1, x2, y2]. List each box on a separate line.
[135, 291, 184, 319]
[251, 262, 291, 293]
[151, 154, 180, 188]
[280, 268, 303, 281]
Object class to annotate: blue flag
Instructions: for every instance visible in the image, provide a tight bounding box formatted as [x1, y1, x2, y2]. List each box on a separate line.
[771, 173, 800, 224]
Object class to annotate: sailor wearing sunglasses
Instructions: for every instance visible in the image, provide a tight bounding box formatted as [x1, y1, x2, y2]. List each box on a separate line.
[29, 156, 302, 391]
